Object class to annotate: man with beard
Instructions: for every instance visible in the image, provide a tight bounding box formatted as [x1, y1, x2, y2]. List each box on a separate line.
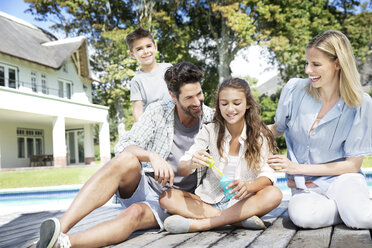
[34, 62, 214, 248]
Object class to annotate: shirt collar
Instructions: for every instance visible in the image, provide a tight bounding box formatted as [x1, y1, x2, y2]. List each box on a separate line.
[223, 122, 247, 142]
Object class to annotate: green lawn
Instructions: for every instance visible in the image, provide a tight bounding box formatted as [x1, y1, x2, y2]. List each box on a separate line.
[363, 156, 372, 167]
[0, 156, 371, 189]
[0, 166, 100, 189]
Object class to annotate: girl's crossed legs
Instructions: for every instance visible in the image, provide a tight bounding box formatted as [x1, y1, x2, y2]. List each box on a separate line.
[159, 185, 282, 232]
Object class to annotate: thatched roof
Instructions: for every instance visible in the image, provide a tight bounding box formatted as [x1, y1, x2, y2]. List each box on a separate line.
[0, 12, 91, 80]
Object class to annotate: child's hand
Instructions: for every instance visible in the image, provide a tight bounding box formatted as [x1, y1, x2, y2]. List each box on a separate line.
[190, 150, 211, 168]
[229, 180, 252, 200]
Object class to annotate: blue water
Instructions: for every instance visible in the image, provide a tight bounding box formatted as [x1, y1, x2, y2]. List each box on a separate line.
[0, 189, 80, 207]
[1, 173, 372, 208]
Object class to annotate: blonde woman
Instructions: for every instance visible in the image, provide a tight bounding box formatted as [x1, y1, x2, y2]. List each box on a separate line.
[268, 30, 372, 229]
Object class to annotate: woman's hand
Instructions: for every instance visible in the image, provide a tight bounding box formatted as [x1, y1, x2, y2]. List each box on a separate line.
[190, 150, 212, 169]
[229, 180, 253, 200]
[267, 155, 298, 174]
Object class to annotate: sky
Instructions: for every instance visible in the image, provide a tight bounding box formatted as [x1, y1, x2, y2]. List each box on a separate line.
[0, 0, 278, 85]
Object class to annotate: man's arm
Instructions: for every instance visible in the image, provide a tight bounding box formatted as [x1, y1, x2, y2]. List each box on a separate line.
[132, 100, 143, 122]
[123, 145, 175, 186]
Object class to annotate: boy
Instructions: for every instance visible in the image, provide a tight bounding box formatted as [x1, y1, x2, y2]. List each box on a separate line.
[126, 27, 172, 122]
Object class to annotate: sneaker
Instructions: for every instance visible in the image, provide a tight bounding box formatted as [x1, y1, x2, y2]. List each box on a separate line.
[164, 215, 191, 234]
[241, 215, 266, 230]
[36, 218, 71, 248]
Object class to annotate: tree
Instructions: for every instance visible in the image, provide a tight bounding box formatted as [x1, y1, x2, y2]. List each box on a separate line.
[251, 0, 372, 81]
[25, 0, 372, 139]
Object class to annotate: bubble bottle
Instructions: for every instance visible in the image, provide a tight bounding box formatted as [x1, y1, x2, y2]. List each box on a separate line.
[206, 158, 236, 199]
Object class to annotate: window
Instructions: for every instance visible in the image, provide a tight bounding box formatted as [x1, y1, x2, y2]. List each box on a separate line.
[31, 72, 37, 92]
[66, 82, 71, 99]
[9, 68, 16, 88]
[0, 66, 4, 87]
[63, 63, 68, 73]
[58, 81, 64, 97]
[41, 74, 47, 94]
[0, 64, 18, 88]
[58, 79, 72, 99]
[17, 128, 44, 158]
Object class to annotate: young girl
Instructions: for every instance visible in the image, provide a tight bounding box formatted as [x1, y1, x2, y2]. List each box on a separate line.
[267, 30, 372, 229]
[159, 78, 282, 233]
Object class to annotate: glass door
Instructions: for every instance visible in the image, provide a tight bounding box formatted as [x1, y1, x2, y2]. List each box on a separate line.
[66, 130, 84, 165]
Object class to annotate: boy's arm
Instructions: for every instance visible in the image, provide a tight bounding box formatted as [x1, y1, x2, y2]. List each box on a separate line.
[132, 100, 143, 122]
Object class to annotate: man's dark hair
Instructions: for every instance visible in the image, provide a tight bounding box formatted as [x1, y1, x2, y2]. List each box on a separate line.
[126, 27, 155, 52]
[164, 62, 204, 99]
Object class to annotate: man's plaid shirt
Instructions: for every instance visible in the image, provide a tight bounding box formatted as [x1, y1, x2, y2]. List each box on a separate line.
[114, 99, 214, 187]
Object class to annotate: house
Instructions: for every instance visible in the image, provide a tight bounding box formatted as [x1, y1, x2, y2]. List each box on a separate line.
[0, 12, 111, 168]
[256, 74, 283, 96]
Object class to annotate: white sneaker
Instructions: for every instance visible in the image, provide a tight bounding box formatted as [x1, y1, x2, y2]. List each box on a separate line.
[241, 215, 266, 230]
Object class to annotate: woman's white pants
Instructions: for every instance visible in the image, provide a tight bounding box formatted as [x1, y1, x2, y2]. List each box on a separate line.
[288, 173, 372, 229]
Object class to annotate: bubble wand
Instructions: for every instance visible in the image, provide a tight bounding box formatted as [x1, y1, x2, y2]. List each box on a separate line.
[206, 158, 224, 176]
[206, 158, 236, 199]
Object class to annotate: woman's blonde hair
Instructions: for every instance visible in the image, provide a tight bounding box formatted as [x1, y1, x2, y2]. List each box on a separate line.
[306, 30, 363, 107]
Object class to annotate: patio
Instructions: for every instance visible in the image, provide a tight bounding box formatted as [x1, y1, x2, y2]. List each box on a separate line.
[1, 201, 371, 248]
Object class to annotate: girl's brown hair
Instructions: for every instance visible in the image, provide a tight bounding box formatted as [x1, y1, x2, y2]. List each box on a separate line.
[214, 78, 277, 172]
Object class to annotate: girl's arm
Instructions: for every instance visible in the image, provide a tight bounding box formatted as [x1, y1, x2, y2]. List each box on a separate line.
[178, 124, 212, 176]
[178, 150, 211, 176]
[229, 176, 273, 200]
[267, 155, 363, 176]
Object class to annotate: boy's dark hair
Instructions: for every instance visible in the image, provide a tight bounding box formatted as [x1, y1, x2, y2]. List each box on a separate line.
[126, 27, 155, 51]
[164, 62, 204, 99]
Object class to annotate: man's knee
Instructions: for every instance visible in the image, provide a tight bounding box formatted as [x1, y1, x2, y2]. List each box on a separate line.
[117, 203, 150, 227]
[111, 151, 141, 174]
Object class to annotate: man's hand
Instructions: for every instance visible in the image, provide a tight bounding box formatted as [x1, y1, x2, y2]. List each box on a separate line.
[149, 152, 175, 186]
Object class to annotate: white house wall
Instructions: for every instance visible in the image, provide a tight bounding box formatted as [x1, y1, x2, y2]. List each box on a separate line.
[0, 53, 110, 169]
[1, 54, 91, 104]
[0, 121, 53, 168]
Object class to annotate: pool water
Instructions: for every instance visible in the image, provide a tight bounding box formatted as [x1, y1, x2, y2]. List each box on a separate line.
[0, 189, 80, 206]
[1, 173, 371, 214]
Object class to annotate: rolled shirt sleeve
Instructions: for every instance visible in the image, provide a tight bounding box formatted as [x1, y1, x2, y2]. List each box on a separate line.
[344, 93, 372, 157]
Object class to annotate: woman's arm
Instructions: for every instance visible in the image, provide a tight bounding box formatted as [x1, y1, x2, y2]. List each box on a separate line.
[268, 123, 284, 137]
[267, 155, 364, 176]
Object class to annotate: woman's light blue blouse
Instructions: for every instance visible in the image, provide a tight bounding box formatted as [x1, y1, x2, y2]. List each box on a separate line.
[275, 78, 372, 190]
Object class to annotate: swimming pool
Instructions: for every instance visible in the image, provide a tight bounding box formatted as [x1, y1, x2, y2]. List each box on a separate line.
[1, 171, 371, 214]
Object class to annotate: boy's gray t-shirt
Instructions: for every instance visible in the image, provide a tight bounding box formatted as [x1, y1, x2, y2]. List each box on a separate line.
[130, 62, 172, 109]
[145, 112, 199, 194]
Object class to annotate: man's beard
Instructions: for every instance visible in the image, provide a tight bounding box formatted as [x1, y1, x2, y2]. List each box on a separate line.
[180, 101, 203, 119]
